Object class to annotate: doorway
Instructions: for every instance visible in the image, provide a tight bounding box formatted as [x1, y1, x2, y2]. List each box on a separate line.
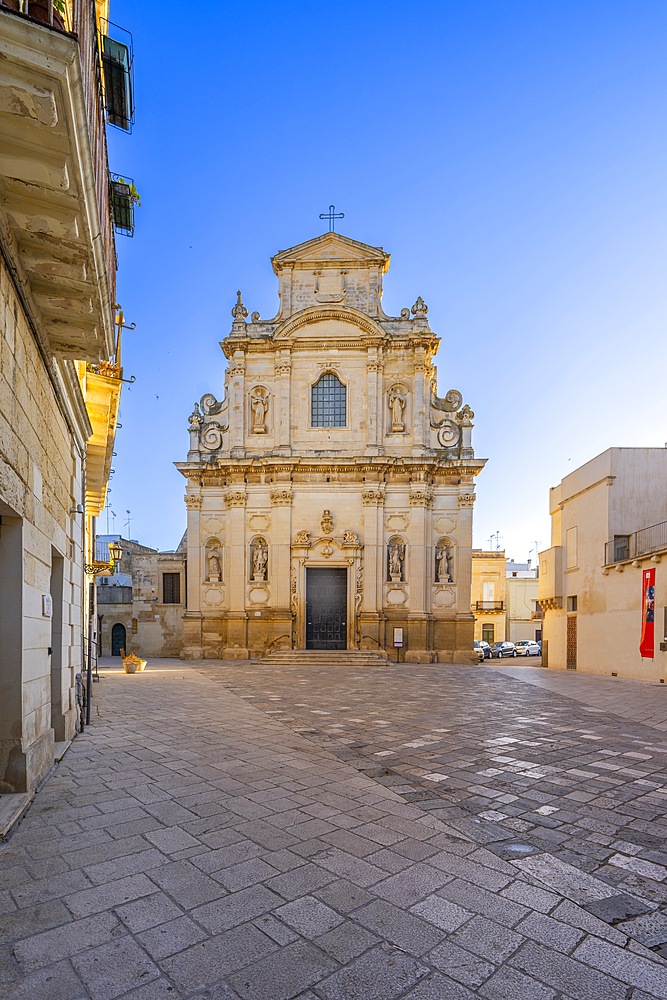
[305, 568, 347, 649]
[566, 615, 577, 669]
[111, 622, 126, 656]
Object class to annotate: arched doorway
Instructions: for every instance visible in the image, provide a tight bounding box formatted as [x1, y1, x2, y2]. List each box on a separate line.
[111, 623, 126, 656]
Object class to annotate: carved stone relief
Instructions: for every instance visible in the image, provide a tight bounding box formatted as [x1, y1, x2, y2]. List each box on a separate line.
[385, 513, 409, 532]
[248, 513, 270, 531]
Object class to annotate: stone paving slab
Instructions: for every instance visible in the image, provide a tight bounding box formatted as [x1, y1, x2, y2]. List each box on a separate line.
[212, 657, 667, 927]
[0, 658, 665, 998]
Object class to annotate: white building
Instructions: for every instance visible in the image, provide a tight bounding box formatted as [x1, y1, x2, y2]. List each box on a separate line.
[539, 447, 667, 679]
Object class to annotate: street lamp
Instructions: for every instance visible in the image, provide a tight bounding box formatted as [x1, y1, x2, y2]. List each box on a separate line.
[84, 539, 123, 576]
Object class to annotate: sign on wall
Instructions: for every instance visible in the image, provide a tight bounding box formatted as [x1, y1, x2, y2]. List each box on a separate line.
[640, 567, 655, 659]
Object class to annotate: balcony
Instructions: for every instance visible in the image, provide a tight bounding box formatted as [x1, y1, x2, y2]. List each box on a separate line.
[0, 0, 116, 361]
[604, 521, 667, 566]
[83, 360, 122, 516]
[474, 601, 504, 612]
[538, 546, 563, 609]
[110, 174, 137, 237]
[101, 20, 134, 132]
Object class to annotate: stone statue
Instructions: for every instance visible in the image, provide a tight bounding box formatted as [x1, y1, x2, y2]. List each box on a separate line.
[388, 388, 406, 432]
[252, 537, 268, 581]
[208, 545, 222, 581]
[436, 543, 453, 583]
[388, 540, 404, 582]
[251, 392, 268, 433]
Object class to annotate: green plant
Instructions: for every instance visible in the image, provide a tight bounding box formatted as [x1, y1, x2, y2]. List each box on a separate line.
[53, 0, 66, 15]
[116, 178, 141, 206]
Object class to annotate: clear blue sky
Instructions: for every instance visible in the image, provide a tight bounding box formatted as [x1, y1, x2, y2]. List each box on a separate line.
[106, 0, 667, 559]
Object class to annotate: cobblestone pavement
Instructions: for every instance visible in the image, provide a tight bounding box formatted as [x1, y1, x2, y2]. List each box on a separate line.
[1, 659, 666, 999]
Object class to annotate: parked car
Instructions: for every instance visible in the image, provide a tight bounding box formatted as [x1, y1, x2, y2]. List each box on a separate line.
[491, 641, 517, 658]
[473, 641, 485, 662]
[479, 640, 492, 659]
[515, 640, 540, 657]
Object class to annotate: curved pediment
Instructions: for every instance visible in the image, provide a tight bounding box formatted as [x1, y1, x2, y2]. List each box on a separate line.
[275, 305, 386, 342]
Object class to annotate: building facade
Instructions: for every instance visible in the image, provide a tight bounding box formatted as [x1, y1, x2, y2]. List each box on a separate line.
[96, 535, 186, 658]
[177, 233, 485, 662]
[471, 550, 507, 645]
[0, 1, 129, 793]
[506, 576, 541, 643]
[539, 448, 667, 680]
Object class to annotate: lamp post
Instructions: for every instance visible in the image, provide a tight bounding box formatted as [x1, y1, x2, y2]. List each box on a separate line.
[84, 540, 123, 724]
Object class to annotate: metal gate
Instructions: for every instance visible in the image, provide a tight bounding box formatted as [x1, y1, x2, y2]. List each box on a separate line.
[306, 568, 347, 650]
[566, 615, 577, 669]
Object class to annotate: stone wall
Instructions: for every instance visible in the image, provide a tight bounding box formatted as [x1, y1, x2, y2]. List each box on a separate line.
[0, 256, 84, 791]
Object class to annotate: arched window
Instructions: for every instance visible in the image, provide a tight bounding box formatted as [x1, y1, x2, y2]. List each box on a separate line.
[311, 373, 346, 427]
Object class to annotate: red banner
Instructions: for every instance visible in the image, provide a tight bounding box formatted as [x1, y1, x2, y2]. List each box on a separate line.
[640, 567, 655, 658]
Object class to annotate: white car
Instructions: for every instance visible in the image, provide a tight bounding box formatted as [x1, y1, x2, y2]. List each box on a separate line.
[515, 640, 540, 656]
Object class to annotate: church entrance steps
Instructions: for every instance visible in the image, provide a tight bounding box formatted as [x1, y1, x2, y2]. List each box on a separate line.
[258, 649, 389, 667]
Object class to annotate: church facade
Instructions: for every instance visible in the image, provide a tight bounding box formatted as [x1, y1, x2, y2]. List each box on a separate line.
[177, 233, 485, 662]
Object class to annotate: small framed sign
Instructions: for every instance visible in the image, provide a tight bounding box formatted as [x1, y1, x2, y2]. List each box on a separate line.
[42, 594, 53, 618]
[393, 627, 404, 648]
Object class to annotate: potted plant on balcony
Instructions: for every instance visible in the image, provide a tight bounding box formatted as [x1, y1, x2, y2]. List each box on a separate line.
[110, 175, 140, 236]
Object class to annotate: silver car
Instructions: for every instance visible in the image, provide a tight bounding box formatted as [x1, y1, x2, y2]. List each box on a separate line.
[515, 640, 540, 656]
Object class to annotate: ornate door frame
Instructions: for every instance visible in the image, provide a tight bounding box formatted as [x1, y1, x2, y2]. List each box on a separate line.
[291, 536, 363, 650]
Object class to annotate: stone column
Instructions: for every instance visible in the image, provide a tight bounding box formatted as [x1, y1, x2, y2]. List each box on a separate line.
[406, 485, 432, 662]
[274, 353, 292, 454]
[223, 488, 249, 658]
[360, 485, 384, 650]
[181, 493, 204, 658]
[228, 351, 246, 457]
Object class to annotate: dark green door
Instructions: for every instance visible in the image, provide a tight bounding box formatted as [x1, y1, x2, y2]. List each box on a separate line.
[111, 623, 126, 656]
[306, 568, 347, 650]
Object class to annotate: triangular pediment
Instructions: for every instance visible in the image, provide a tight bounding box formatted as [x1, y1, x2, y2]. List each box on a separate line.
[272, 232, 390, 273]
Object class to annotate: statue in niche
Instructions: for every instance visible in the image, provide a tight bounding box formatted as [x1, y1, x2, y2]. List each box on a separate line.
[388, 539, 405, 582]
[252, 537, 268, 581]
[207, 543, 222, 581]
[250, 391, 268, 433]
[436, 542, 453, 583]
[388, 387, 406, 432]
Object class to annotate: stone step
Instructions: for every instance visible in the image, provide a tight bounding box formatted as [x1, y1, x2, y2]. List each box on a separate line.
[259, 649, 388, 666]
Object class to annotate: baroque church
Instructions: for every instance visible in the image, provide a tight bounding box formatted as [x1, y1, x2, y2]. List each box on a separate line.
[176, 232, 485, 661]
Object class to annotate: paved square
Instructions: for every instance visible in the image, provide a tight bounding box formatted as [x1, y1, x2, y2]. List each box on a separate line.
[1, 657, 666, 998]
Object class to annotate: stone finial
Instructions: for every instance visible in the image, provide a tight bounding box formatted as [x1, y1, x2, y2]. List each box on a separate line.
[188, 401, 202, 428]
[231, 290, 248, 322]
[459, 404, 474, 422]
[411, 296, 428, 317]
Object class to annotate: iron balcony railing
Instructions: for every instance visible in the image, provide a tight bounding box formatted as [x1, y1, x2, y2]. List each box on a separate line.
[474, 601, 505, 611]
[605, 519, 667, 565]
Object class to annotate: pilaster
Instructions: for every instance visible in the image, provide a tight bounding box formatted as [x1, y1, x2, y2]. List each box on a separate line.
[274, 352, 292, 454]
[228, 352, 246, 456]
[270, 487, 293, 609]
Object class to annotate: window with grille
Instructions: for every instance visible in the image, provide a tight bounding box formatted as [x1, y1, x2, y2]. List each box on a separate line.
[311, 373, 346, 427]
[162, 573, 181, 604]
